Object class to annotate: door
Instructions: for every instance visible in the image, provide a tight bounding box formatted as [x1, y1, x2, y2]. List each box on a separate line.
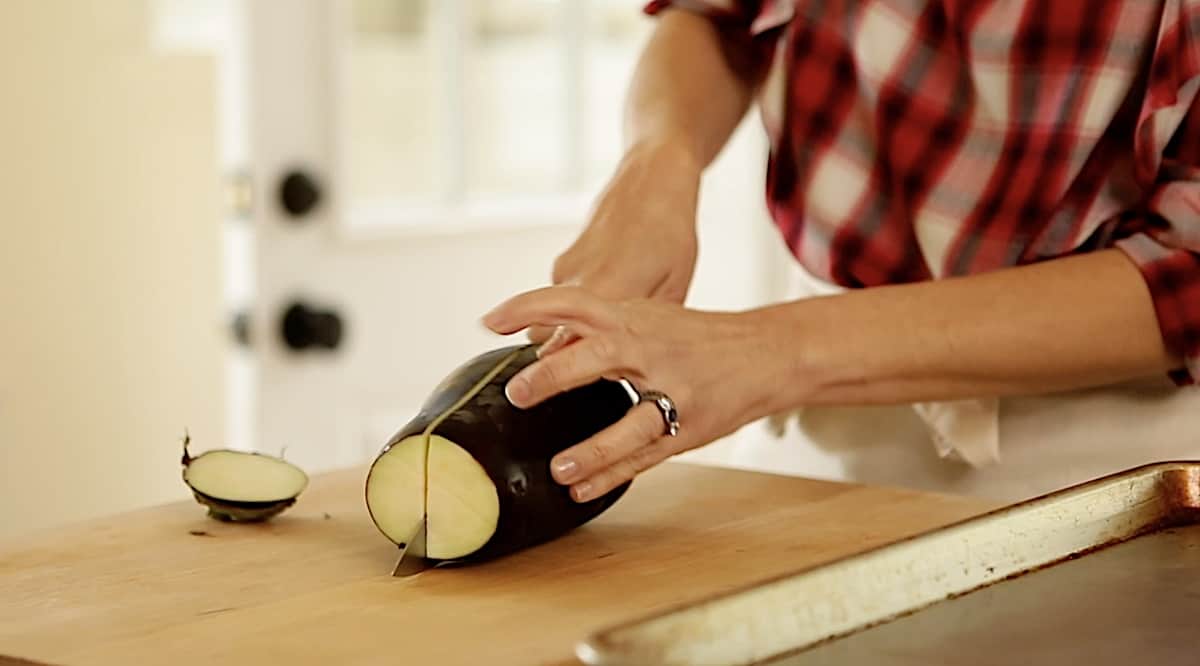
[240, 0, 794, 476]
[0, 0, 225, 539]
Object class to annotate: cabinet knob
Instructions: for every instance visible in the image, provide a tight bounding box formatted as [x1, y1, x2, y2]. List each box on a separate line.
[280, 301, 343, 351]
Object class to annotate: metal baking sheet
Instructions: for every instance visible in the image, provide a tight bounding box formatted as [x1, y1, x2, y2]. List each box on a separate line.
[577, 461, 1200, 666]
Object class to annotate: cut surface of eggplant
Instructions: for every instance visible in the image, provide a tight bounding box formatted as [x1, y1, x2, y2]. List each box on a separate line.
[180, 434, 309, 522]
[365, 344, 636, 566]
[364, 435, 430, 554]
[184, 450, 309, 502]
[367, 434, 501, 559]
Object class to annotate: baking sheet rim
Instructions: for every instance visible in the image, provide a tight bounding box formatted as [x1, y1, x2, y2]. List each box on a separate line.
[576, 459, 1200, 665]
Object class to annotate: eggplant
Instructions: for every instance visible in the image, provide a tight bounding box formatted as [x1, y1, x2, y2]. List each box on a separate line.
[364, 344, 637, 565]
[179, 433, 309, 522]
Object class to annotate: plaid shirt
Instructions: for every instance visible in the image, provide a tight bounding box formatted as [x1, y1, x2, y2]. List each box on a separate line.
[645, 0, 1200, 385]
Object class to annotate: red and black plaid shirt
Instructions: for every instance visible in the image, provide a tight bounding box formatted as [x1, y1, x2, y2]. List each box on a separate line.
[645, 0, 1200, 385]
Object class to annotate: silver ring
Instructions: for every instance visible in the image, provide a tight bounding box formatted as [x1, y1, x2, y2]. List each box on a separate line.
[638, 390, 680, 437]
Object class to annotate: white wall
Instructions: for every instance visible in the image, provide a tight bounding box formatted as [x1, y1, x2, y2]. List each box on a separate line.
[0, 0, 225, 541]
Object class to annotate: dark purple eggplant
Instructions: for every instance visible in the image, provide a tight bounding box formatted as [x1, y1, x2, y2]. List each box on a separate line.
[365, 344, 636, 565]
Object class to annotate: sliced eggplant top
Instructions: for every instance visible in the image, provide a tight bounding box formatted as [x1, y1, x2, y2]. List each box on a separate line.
[183, 449, 309, 503]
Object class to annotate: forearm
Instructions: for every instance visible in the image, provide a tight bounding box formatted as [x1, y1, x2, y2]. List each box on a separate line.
[757, 249, 1181, 411]
[623, 9, 758, 169]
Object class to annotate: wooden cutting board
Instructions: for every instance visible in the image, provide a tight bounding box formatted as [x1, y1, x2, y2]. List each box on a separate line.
[0, 461, 994, 666]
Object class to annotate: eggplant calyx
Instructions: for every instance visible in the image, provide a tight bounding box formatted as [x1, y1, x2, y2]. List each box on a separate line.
[180, 429, 193, 467]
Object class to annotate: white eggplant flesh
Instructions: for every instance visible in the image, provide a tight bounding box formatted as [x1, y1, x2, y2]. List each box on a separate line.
[365, 434, 500, 560]
[184, 450, 309, 502]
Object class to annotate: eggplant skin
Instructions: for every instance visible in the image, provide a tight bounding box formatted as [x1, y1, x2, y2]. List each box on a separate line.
[190, 491, 297, 523]
[381, 345, 521, 448]
[373, 344, 636, 564]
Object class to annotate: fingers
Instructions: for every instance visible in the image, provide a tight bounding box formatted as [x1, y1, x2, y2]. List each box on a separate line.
[535, 325, 579, 358]
[505, 336, 620, 408]
[482, 286, 610, 337]
[548, 403, 673, 501]
[526, 325, 557, 344]
[572, 437, 678, 502]
[530, 257, 583, 342]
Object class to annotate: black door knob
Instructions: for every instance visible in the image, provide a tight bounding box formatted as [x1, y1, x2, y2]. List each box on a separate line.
[279, 170, 321, 217]
[280, 301, 344, 351]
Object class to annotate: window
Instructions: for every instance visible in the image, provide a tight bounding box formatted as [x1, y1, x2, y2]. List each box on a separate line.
[340, 0, 653, 231]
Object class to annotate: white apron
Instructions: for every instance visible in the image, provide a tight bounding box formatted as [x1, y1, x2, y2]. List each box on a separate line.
[730, 270, 1200, 504]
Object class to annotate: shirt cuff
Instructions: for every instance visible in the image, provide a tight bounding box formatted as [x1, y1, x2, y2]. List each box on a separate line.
[1114, 233, 1200, 386]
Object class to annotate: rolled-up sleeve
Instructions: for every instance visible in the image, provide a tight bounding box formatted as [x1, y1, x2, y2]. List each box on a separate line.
[1113, 0, 1200, 385]
[1115, 176, 1200, 386]
[1118, 237, 1200, 386]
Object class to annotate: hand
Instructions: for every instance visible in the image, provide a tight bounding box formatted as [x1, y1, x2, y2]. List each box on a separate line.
[483, 286, 787, 502]
[528, 139, 702, 344]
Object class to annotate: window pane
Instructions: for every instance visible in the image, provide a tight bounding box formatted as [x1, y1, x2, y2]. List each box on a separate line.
[462, 0, 567, 198]
[583, 0, 652, 188]
[344, 0, 447, 205]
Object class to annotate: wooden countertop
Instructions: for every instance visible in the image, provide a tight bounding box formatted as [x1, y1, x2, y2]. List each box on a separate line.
[0, 461, 994, 666]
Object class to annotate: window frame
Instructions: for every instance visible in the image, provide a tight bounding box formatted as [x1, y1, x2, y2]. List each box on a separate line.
[328, 0, 636, 240]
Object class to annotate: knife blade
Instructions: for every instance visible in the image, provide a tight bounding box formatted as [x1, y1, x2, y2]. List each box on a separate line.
[392, 422, 433, 577]
[391, 518, 430, 577]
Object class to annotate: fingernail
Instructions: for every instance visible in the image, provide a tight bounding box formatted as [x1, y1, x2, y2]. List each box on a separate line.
[504, 377, 530, 407]
[572, 481, 593, 502]
[551, 457, 578, 482]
